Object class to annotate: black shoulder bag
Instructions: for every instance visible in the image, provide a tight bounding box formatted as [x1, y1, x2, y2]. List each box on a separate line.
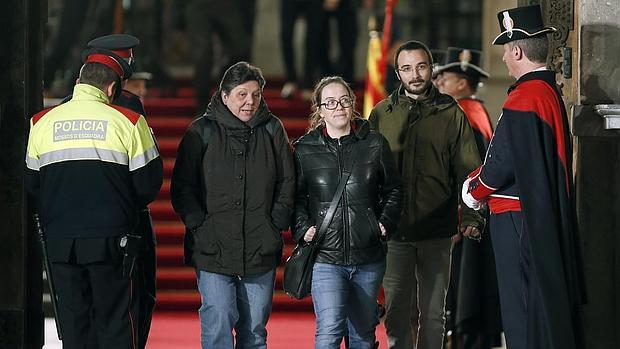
[283, 147, 358, 300]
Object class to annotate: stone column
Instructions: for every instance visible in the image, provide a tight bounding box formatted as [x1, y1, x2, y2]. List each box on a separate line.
[573, 0, 620, 347]
[0, 0, 45, 347]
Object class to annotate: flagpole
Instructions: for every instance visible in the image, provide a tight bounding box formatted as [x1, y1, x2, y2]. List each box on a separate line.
[381, 0, 397, 59]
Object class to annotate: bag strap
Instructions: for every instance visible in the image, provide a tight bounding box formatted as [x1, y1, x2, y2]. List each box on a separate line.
[312, 145, 360, 244]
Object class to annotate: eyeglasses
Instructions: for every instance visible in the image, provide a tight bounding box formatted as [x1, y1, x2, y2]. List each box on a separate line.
[396, 63, 430, 75]
[320, 96, 353, 110]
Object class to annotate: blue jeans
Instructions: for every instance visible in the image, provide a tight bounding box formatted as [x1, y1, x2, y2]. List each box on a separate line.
[196, 269, 276, 349]
[311, 261, 386, 349]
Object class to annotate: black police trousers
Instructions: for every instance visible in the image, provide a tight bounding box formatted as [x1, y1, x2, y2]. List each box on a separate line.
[132, 209, 157, 349]
[51, 258, 137, 349]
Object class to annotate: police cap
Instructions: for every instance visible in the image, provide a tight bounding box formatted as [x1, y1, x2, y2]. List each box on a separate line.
[87, 34, 139, 65]
[81, 48, 132, 80]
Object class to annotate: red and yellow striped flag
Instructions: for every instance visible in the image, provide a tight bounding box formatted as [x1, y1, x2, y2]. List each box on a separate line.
[363, 30, 386, 118]
[363, 0, 397, 118]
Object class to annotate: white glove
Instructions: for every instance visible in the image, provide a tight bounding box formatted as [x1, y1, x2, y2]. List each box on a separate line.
[462, 178, 482, 210]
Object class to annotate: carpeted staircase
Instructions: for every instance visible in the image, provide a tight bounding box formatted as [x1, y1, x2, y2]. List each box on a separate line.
[145, 86, 315, 312]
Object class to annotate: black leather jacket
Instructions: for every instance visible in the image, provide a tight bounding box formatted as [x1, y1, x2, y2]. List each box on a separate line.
[293, 119, 403, 265]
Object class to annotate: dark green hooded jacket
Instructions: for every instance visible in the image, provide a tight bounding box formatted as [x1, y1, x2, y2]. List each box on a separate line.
[369, 85, 483, 241]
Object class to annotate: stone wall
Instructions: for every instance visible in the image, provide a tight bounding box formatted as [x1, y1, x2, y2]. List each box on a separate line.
[574, 0, 620, 347]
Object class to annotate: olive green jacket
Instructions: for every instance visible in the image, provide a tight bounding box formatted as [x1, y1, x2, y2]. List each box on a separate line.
[369, 85, 483, 241]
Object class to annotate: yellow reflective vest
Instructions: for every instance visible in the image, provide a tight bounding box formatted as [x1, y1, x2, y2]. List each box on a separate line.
[25, 83, 163, 239]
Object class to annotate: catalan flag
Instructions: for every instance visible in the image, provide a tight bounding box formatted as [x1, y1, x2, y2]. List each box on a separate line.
[363, 30, 386, 118]
[363, 0, 397, 118]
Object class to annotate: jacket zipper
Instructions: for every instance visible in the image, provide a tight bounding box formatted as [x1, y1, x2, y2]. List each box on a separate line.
[406, 104, 420, 227]
[240, 129, 253, 276]
[337, 138, 350, 265]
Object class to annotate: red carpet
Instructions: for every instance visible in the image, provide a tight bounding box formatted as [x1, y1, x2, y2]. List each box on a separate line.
[147, 312, 389, 348]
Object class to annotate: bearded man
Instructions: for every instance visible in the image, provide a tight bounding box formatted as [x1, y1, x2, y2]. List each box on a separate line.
[369, 40, 484, 349]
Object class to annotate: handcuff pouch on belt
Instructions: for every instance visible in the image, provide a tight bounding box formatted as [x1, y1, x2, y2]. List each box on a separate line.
[119, 234, 142, 278]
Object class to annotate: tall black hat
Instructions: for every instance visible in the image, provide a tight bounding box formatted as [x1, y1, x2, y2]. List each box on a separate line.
[430, 49, 446, 68]
[492, 4, 556, 45]
[434, 47, 489, 78]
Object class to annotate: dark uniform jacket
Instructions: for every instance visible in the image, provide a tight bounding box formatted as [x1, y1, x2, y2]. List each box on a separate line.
[293, 119, 403, 265]
[369, 85, 483, 241]
[448, 96, 502, 343]
[468, 70, 585, 348]
[171, 93, 295, 276]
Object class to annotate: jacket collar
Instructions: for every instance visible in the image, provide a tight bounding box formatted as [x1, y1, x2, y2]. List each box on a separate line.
[508, 69, 556, 94]
[304, 118, 371, 147]
[71, 83, 110, 104]
[320, 118, 369, 140]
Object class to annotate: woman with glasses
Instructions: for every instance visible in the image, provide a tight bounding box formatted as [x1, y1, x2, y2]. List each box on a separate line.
[293, 76, 403, 348]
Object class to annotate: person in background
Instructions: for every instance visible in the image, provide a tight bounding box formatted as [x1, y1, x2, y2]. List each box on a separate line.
[369, 40, 484, 349]
[462, 5, 585, 348]
[171, 62, 295, 349]
[294, 76, 403, 349]
[435, 47, 502, 349]
[316, 0, 359, 85]
[125, 71, 153, 101]
[435, 47, 493, 153]
[178, 0, 256, 113]
[26, 48, 163, 349]
[279, 0, 319, 99]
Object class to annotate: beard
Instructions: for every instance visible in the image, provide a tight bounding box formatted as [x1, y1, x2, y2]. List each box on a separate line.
[402, 78, 432, 96]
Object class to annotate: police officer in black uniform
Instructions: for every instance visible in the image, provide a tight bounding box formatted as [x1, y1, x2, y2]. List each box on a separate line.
[87, 34, 158, 349]
[27, 47, 163, 349]
[63, 34, 159, 349]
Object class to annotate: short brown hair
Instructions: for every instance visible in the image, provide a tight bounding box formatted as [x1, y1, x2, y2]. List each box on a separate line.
[394, 40, 433, 68]
[219, 61, 266, 94]
[508, 35, 549, 64]
[78, 62, 119, 92]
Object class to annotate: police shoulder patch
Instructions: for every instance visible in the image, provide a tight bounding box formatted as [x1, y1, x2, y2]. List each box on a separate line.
[31, 106, 57, 126]
[109, 104, 141, 125]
